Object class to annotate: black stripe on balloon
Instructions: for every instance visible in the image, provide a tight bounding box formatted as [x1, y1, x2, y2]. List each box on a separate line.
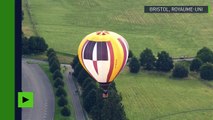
[97, 42, 108, 60]
[84, 41, 96, 60]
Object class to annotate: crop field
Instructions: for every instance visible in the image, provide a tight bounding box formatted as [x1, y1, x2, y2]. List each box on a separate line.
[22, 0, 213, 57]
[115, 69, 213, 120]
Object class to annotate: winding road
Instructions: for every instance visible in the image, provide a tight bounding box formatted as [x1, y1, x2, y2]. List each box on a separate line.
[22, 58, 87, 120]
[64, 65, 87, 120]
[22, 60, 55, 120]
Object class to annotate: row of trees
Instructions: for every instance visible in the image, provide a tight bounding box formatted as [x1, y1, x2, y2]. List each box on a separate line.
[172, 47, 213, 80]
[128, 49, 173, 73]
[128, 47, 213, 81]
[71, 56, 128, 120]
[47, 48, 71, 117]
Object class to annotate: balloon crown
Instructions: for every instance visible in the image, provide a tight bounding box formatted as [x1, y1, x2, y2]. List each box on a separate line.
[96, 30, 109, 35]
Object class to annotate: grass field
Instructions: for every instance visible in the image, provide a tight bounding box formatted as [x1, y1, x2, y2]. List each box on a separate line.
[22, 0, 213, 57]
[115, 69, 213, 120]
[39, 64, 75, 120]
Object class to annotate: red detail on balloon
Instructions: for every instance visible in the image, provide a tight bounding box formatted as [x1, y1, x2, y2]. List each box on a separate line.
[93, 61, 98, 74]
[117, 38, 127, 74]
[105, 31, 109, 34]
[96, 31, 109, 35]
[96, 31, 101, 35]
[106, 42, 114, 82]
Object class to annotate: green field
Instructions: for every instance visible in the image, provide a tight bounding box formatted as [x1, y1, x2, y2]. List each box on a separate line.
[115, 69, 213, 120]
[22, 0, 213, 57]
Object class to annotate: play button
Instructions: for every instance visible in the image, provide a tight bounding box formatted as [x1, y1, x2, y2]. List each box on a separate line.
[18, 92, 34, 108]
[22, 97, 29, 103]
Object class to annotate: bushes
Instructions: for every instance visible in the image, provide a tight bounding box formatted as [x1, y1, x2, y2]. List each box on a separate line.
[156, 51, 174, 72]
[196, 47, 213, 63]
[82, 81, 97, 99]
[55, 86, 67, 97]
[200, 63, 213, 81]
[50, 61, 60, 73]
[46, 48, 55, 56]
[61, 106, 71, 116]
[71, 55, 79, 68]
[139, 48, 156, 70]
[72, 63, 83, 77]
[83, 89, 97, 113]
[22, 36, 48, 54]
[129, 57, 140, 73]
[77, 69, 89, 85]
[47, 48, 71, 117]
[128, 50, 134, 58]
[172, 64, 189, 78]
[54, 78, 64, 88]
[53, 70, 63, 80]
[22, 36, 30, 54]
[58, 95, 68, 107]
[190, 58, 202, 72]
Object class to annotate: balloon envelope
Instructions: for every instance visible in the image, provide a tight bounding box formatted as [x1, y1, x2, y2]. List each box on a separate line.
[78, 31, 129, 84]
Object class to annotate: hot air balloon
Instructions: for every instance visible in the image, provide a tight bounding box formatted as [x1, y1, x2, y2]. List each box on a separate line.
[78, 31, 129, 98]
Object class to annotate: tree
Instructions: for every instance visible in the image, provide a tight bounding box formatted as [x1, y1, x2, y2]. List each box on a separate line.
[139, 48, 156, 70]
[28, 36, 48, 54]
[72, 63, 83, 77]
[100, 100, 112, 120]
[82, 81, 97, 99]
[54, 78, 64, 88]
[172, 64, 189, 78]
[47, 48, 55, 56]
[61, 106, 71, 116]
[128, 50, 134, 58]
[56, 86, 67, 97]
[196, 47, 213, 63]
[129, 57, 140, 73]
[200, 63, 213, 80]
[50, 60, 60, 73]
[88, 84, 127, 120]
[83, 89, 97, 113]
[22, 36, 30, 54]
[58, 95, 68, 107]
[109, 82, 117, 92]
[107, 90, 127, 120]
[90, 89, 105, 120]
[156, 51, 173, 72]
[82, 77, 93, 89]
[77, 69, 89, 86]
[48, 52, 56, 62]
[71, 55, 79, 68]
[53, 69, 63, 80]
[90, 88, 127, 120]
[48, 55, 60, 66]
[190, 58, 202, 72]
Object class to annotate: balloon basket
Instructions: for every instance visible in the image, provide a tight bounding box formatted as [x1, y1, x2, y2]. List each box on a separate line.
[102, 93, 109, 98]
[100, 83, 110, 98]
